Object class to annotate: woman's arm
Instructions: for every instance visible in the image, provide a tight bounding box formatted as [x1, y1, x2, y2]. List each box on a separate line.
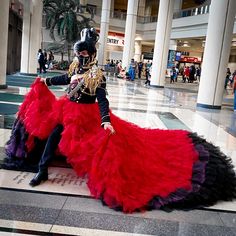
[45, 73, 71, 86]
[96, 77, 110, 125]
[44, 60, 80, 86]
[96, 77, 115, 134]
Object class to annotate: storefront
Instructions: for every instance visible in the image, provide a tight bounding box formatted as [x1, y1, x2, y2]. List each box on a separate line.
[178, 55, 202, 68]
[99, 31, 124, 62]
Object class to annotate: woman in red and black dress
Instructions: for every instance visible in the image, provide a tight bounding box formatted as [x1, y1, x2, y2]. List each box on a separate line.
[4, 28, 236, 213]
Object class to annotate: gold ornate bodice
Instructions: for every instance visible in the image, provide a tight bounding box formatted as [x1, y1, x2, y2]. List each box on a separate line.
[82, 65, 104, 95]
[67, 62, 105, 99]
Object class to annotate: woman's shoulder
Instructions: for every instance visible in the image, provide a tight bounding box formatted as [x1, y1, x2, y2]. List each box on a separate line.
[67, 58, 80, 77]
[69, 58, 79, 69]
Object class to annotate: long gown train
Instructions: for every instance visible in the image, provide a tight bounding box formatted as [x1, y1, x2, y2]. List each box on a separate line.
[4, 78, 236, 213]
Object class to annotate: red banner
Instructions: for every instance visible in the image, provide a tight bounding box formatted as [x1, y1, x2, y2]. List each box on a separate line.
[180, 56, 202, 63]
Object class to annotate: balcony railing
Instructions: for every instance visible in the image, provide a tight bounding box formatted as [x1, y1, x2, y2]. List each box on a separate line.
[137, 16, 158, 24]
[91, 3, 211, 24]
[173, 4, 210, 19]
[42, 3, 211, 27]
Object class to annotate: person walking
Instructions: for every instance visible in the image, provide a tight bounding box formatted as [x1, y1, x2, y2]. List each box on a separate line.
[128, 59, 136, 81]
[224, 68, 231, 89]
[144, 62, 152, 86]
[48, 51, 54, 70]
[170, 66, 177, 84]
[189, 64, 196, 83]
[196, 67, 201, 82]
[37, 49, 46, 73]
[184, 66, 190, 83]
[138, 61, 143, 79]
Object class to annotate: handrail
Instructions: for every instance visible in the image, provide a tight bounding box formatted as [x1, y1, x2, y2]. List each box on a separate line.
[173, 4, 210, 19]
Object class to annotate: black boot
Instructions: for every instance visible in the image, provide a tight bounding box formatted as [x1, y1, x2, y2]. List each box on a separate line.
[29, 170, 48, 187]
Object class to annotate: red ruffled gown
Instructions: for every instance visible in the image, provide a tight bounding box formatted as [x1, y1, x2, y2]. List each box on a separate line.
[4, 78, 236, 213]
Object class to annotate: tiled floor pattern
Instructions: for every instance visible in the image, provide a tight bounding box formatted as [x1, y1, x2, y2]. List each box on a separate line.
[0, 74, 236, 235]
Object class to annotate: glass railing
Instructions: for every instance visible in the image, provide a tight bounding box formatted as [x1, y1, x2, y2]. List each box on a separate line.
[173, 4, 210, 19]
[86, 5, 128, 20]
[137, 16, 158, 24]
[110, 10, 127, 21]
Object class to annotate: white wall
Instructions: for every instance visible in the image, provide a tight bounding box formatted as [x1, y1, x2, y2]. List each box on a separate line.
[228, 49, 236, 72]
[109, 51, 123, 61]
[228, 62, 236, 72]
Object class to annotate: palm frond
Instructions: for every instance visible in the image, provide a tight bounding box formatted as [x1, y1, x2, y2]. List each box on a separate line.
[43, 0, 94, 60]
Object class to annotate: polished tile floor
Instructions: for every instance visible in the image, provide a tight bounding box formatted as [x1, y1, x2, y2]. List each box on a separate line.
[0, 73, 236, 235]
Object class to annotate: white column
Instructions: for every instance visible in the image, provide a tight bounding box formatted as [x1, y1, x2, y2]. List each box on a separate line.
[20, 0, 31, 73]
[138, 0, 146, 17]
[173, 0, 182, 17]
[169, 39, 177, 50]
[174, 0, 182, 11]
[28, 0, 43, 74]
[197, 0, 236, 109]
[0, 0, 10, 88]
[110, 0, 114, 12]
[97, 0, 111, 66]
[134, 40, 142, 62]
[122, 0, 139, 69]
[150, 0, 175, 87]
[145, 4, 152, 16]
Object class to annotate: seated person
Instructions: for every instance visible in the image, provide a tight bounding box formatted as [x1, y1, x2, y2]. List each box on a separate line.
[3, 28, 236, 213]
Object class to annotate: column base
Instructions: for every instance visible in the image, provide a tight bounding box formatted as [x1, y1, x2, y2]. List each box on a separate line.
[19, 72, 38, 76]
[150, 84, 164, 88]
[0, 84, 8, 89]
[196, 103, 221, 109]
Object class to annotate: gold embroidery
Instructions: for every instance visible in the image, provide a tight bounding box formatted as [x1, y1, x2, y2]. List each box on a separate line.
[67, 58, 105, 96]
[68, 60, 79, 78]
[81, 65, 104, 96]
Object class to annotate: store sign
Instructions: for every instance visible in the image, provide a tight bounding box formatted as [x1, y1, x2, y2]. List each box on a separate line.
[107, 36, 124, 47]
[180, 56, 201, 63]
[143, 52, 153, 60]
[167, 50, 176, 68]
[175, 51, 182, 61]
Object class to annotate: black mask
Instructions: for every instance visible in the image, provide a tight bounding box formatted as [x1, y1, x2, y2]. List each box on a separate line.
[78, 55, 90, 67]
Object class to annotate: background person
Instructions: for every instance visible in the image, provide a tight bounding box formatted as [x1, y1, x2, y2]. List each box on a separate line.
[37, 49, 46, 73]
[48, 51, 54, 70]
[224, 68, 231, 89]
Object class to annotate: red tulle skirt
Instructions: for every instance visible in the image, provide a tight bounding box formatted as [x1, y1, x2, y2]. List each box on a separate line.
[18, 78, 201, 212]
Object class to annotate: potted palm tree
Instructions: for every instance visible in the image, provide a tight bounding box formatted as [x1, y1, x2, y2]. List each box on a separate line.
[43, 0, 94, 64]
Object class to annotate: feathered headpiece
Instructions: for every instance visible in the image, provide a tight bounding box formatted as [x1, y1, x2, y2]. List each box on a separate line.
[73, 28, 99, 56]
